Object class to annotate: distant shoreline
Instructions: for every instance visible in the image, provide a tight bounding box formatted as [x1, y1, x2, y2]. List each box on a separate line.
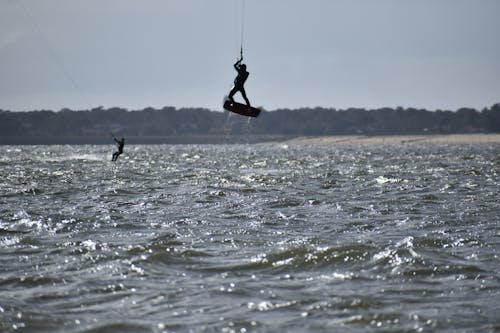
[1, 134, 500, 145]
[276, 134, 500, 145]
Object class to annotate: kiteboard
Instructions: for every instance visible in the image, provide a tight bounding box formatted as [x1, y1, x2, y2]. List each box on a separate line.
[223, 100, 261, 118]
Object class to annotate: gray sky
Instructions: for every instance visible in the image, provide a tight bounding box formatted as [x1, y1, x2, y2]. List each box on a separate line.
[1, 0, 499, 111]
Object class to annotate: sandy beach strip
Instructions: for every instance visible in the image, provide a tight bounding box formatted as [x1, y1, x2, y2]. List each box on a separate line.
[279, 134, 500, 145]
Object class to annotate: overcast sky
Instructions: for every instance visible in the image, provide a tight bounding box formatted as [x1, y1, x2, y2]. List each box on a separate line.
[1, 0, 499, 111]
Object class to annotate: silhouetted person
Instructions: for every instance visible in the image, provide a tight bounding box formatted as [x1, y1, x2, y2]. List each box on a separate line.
[228, 57, 251, 106]
[112, 136, 125, 161]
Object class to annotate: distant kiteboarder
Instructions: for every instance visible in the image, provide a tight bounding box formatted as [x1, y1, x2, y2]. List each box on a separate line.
[111, 135, 125, 162]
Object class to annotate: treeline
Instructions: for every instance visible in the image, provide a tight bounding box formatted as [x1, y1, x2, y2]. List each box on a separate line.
[1, 104, 499, 143]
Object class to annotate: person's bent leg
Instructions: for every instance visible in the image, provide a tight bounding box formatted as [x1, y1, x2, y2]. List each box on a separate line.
[228, 86, 238, 102]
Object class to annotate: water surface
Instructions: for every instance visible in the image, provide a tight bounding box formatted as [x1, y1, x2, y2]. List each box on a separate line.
[1, 143, 499, 332]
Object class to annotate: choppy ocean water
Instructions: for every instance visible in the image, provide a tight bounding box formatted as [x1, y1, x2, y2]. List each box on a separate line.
[0, 143, 499, 333]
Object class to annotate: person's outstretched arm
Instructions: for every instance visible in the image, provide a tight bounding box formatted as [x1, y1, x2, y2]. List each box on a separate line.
[234, 57, 242, 71]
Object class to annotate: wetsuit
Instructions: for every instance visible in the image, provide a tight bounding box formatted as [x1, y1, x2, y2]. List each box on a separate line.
[228, 59, 250, 106]
[112, 138, 125, 161]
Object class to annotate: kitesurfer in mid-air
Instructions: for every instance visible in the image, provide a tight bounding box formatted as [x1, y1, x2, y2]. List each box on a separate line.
[228, 56, 251, 106]
[111, 135, 125, 161]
